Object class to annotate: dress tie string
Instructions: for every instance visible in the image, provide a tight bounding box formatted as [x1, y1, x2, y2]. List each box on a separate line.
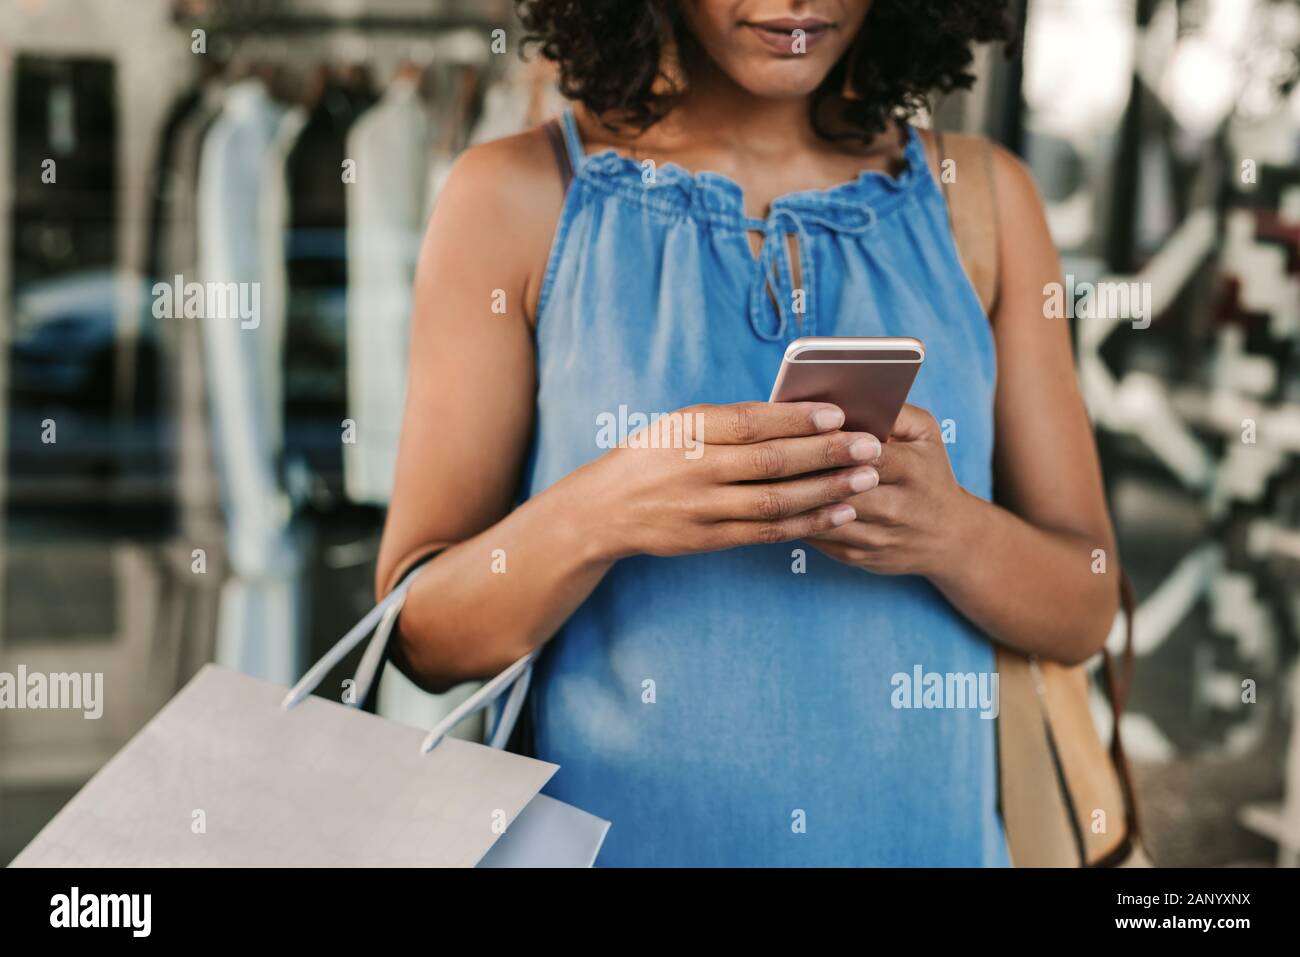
[746, 200, 878, 342]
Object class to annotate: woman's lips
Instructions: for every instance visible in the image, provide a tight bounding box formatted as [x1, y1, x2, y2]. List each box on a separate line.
[743, 19, 834, 55]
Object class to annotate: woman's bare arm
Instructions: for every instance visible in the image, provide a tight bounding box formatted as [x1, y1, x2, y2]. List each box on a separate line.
[925, 145, 1120, 663]
[374, 130, 618, 691]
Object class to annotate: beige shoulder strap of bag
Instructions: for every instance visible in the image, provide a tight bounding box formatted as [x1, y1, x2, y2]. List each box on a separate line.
[935, 128, 1147, 867]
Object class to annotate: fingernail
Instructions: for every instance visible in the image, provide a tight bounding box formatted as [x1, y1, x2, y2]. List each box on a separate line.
[830, 504, 857, 526]
[849, 467, 879, 492]
[849, 437, 881, 461]
[812, 407, 844, 431]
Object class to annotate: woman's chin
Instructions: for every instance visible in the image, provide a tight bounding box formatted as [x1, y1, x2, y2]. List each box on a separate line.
[732, 66, 832, 101]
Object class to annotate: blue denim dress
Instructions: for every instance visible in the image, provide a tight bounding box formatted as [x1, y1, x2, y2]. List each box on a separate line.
[521, 108, 1008, 866]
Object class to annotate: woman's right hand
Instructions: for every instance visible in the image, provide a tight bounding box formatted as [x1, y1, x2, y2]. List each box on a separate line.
[574, 401, 884, 560]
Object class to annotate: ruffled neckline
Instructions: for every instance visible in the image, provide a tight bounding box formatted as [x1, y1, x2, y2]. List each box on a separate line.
[573, 121, 928, 227]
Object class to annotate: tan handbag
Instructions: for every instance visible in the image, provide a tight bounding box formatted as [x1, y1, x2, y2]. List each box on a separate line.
[934, 129, 1149, 867]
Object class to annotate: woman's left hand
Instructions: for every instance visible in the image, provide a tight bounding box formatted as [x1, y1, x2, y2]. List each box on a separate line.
[805, 403, 974, 577]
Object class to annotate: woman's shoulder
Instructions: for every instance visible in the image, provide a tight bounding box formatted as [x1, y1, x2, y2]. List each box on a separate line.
[913, 127, 1033, 193]
[421, 123, 572, 323]
[439, 124, 569, 219]
[432, 124, 567, 233]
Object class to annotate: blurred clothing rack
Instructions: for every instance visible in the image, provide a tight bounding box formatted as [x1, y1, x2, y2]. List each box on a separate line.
[173, 14, 505, 34]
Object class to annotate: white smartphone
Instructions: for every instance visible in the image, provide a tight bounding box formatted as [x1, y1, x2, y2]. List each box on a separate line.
[768, 336, 925, 440]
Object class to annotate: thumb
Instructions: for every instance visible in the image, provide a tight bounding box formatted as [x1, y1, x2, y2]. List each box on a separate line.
[887, 403, 940, 443]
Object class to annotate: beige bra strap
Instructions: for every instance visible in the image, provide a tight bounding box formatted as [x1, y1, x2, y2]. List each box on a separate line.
[936, 129, 1001, 317]
[543, 118, 574, 192]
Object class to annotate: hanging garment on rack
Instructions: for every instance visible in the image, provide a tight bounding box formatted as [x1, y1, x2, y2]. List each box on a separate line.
[422, 61, 565, 214]
[147, 83, 229, 683]
[422, 64, 476, 219]
[150, 82, 225, 540]
[146, 86, 202, 284]
[468, 59, 566, 147]
[421, 62, 484, 217]
[259, 103, 309, 459]
[197, 76, 305, 685]
[343, 73, 431, 507]
[282, 76, 377, 494]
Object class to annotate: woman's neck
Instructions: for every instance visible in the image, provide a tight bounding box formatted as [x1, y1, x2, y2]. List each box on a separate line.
[665, 45, 821, 157]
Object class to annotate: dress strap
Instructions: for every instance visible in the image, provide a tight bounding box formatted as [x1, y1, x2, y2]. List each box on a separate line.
[559, 107, 587, 171]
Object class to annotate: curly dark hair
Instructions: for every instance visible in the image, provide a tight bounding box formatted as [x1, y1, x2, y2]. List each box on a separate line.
[517, 1, 1016, 141]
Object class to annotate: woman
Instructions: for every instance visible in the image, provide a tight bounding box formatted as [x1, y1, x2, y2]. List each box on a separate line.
[376, 0, 1119, 866]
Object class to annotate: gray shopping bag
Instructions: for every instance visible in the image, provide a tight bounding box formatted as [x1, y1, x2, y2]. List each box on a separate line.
[11, 571, 609, 867]
[479, 794, 610, 868]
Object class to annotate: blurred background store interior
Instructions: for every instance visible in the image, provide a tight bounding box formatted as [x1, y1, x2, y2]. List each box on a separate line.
[1, 0, 1299, 867]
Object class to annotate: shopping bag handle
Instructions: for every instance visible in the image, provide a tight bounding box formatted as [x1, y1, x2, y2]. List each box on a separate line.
[280, 562, 538, 756]
[280, 574, 414, 711]
[419, 650, 536, 753]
